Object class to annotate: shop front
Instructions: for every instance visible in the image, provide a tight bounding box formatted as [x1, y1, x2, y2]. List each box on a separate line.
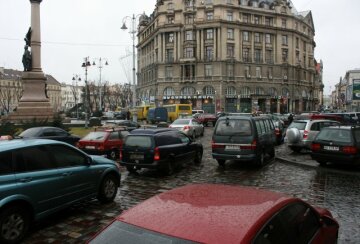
[162, 95, 215, 113]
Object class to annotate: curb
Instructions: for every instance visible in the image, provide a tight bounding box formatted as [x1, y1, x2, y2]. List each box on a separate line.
[275, 156, 319, 169]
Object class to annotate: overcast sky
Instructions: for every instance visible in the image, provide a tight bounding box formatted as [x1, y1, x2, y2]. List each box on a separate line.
[0, 0, 359, 95]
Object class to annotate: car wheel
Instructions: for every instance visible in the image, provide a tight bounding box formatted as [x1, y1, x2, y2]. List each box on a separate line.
[290, 146, 302, 153]
[109, 149, 118, 161]
[97, 174, 118, 203]
[162, 161, 174, 175]
[126, 166, 137, 173]
[212, 122, 216, 127]
[194, 150, 203, 164]
[0, 205, 30, 244]
[255, 150, 265, 167]
[217, 159, 225, 167]
[269, 147, 275, 158]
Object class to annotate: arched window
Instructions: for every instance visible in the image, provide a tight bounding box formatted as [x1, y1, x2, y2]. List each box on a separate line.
[294, 89, 300, 98]
[240, 86, 251, 95]
[282, 88, 290, 96]
[226, 86, 236, 95]
[269, 87, 277, 96]
[181, 86, 196, 95]
[255, 87, 264, 95]
[163, 87, 175, 96]
[203, 86, 215, 95]
[302, 90, 308, 98]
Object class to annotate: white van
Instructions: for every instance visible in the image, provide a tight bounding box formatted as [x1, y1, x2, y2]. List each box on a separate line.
[192, 109, 204, 115]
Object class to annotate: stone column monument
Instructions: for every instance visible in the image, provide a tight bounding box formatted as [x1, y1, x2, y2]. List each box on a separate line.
[8, 0, 54, 123]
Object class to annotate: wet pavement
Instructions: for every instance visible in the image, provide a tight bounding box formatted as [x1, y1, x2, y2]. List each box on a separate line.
[23, 126, 360, 244]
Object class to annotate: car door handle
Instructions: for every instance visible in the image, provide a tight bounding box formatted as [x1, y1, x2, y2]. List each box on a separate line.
[18, 177, 33, 183]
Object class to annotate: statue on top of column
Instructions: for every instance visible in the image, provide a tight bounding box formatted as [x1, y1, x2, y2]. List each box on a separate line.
[22, 27, 32, 71]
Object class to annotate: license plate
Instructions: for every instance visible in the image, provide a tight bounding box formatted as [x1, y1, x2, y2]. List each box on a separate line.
[225, 145, 240, 150]
[323, 146, 339, 151]
[85, 146, 95, 149]
[130, 154, 144, 160]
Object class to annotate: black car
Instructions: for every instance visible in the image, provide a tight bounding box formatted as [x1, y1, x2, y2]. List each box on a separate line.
[120, 128, 203, 175]
[311, 125, 360, 166]
[17, 126, 81, 146]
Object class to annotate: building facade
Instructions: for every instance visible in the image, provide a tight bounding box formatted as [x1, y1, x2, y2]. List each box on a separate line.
[136, 0, 322, 113]
[0, 67, 61, 115]
[342, 69, 360, 112]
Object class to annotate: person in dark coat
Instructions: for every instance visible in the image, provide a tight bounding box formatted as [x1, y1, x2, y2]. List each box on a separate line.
[288, 113, 294, 125]
[126, 110, 131, 120]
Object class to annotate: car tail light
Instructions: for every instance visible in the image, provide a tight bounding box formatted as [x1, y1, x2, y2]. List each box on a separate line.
[154, 147, 160, 161]
[76, 142, 82, 148]
[311, 143, 321, 151]
[342, 146, 357, 154]
[303, 130, 309, 139]
[240, 139, 257, 150]
[119, 149, 123, 161]
[211, 140, 225, 149]
[275, 128, 280, 135]
[183, 125, 190, 130]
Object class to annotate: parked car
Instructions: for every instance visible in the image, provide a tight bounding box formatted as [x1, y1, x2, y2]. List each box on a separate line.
[192, 109, 204, 115]
[88, 184, 339, 244]
[195, 113, 218, 126]
[212, 116, 276, 167]
[120, 128, 203, 175]
[147, 107, 168, 124]
[76, 127, 129, 160]
[0, 139, 120, 244]
[169, 118, 204, 138]
[311, 125, 360, 166]
[285, 119, 341, 152]
[17, 126, 81, 146]
[260, 114, 285, 145]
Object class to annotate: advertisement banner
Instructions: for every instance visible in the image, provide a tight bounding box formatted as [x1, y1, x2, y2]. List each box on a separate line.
[353, 79, 360, 100]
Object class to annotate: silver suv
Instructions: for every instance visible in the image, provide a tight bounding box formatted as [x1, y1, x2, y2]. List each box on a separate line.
[285, 119, 340, 152]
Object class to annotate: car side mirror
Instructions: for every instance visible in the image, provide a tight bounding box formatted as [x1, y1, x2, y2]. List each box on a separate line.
[320, 215, 338, 227]
[87, 156, 93, 165]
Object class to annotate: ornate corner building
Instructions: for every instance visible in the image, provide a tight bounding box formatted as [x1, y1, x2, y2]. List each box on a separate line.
[136, 0, 322, 113]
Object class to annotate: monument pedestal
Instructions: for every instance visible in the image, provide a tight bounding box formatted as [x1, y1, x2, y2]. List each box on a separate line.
[7, 71, 54, 123]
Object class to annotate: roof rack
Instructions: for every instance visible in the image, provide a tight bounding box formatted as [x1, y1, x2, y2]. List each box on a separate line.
[94, 126, 127, 132]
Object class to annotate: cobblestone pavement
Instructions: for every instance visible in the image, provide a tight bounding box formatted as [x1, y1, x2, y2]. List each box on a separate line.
[23, 126, 360, 243]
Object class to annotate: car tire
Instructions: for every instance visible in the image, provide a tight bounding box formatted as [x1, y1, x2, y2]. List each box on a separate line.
[108, 149, 118, 161]
[290, 146, 302, 153]
[0, 205, 30, 244]
[194, 150, 203, 164]
[97, 174, 118, 203]
[212, 122, 216, 127]
[217, 159, 225, 167]
[287, 128, 301, 143]
[269, 147, 275, 158]
[255, 150, 265, 167]
[163, 161, 174, 176]
[317, 160, 327, 166]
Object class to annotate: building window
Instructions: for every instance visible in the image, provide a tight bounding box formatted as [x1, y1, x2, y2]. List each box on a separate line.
[165, 66, 173, 78]
[227, 64, 234, 77]
[227, 28, 234, 40]
[243, 47, 250, 62]
[206, 29, 214, 40]
[243, 31, 249, 42]
[254, 49, 262, 63]
[167, 3, 174, 10]
[243, 13, 250, 23]
[205, 64, 212, 77]
[296, 51, 300, 63]
[166, 33, 174, 43]
[254, 15, 260, 24]
[282, 35, 288, 45]
[185, 30, 194, 41]
[185, 14, 194, 24]
[227, 45, 234, 58]
[256, 67, 261, 78]
[184, 47, 195, 58]
[282, 19, 287, 28]
[254, 33, 261, 43]
[245, 66, 251, 77]
[295, 22, 298, 30]
[205, 46, 213, 61]
[226, 86, 236, 95]
[265, 17, 273, 26]
[265, 50, 273, 63]
[282, 49, 288, 62]
[296, 37, 299, 48]
[185, 0, 194, 7]
[165, 49, 174, 62]
[181, 86, 196, 95]
[227, 11, 233, 21]
[226, 0, 232, 4]
[265, 34, 271, 44]
[182, 65, 196, 80]
[164, 87, 175, 96]
[205, 0, 213, 4]
[268, 67, 273, 78]
[206, 11, 214, 20]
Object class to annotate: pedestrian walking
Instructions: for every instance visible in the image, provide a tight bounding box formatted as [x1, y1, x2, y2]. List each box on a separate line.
[288, 113, 294, 125]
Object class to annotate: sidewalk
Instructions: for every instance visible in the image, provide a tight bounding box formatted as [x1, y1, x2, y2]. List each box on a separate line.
[275, 143, 319, 169]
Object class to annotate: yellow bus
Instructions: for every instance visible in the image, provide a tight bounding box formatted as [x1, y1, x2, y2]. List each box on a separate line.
[163, 104, 192, 122]
[134, 105, 154, 120]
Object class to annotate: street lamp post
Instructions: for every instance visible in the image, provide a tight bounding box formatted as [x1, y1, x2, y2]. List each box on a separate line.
[93, 58, 108, 112]
[82, 57, 92, 128]
[121, 13, 143, 122]
[72, 75, 81, 119]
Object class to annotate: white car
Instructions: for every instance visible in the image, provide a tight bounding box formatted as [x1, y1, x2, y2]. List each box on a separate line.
[169, 118, 204, 139]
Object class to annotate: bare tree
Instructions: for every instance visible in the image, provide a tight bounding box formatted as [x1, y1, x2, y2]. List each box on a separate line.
[0, 79, 23, 113]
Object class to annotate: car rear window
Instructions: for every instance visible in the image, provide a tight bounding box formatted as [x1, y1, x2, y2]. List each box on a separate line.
[172, 119, 190, 125]
[316, 128, 352, 143]
[215, 119, 252, 136]
[288, 121, 307, 130]
[125, 136, 152, 148]
[82, 131, 107, 140]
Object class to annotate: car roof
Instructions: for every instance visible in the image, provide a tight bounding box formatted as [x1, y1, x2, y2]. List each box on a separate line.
[130, 128, 177, 135]
[117, 184, 296, 244]
[0, 139, 67, 152]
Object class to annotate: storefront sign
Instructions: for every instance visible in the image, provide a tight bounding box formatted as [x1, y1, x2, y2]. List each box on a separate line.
[353, 79, 360, 100]
[162, 95, 214, 100]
